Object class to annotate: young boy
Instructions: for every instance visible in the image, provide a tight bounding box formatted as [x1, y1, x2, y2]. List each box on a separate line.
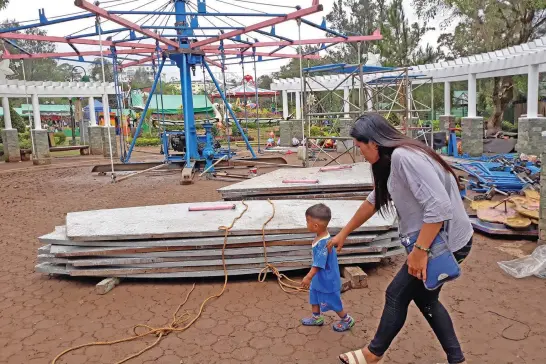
[301, 203, 355, 332]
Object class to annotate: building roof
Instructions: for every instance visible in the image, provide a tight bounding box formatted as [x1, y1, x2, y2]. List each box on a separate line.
[19, 104, 72, 114]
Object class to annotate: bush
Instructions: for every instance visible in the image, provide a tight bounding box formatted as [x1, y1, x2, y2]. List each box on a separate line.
[310, 125, 325, 137]
[19, 139, 32, 149]
[501, 120, 518, 133]
[133, 137, 161, 146]
[54, 132, 66, 145]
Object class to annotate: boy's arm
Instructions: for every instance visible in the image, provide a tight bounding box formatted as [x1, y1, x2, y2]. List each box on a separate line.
[301, 267, 320, 288]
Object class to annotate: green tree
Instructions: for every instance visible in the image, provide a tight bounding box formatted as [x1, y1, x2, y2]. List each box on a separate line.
[0, 105, 26, 134]
[0, 1, 9, 10]
[257, 75, 273, 89]
[90, 57, 114, 82]
[414, 0, 546, 132]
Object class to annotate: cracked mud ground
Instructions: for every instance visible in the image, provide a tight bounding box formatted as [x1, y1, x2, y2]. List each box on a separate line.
[1, 152, 545, 363]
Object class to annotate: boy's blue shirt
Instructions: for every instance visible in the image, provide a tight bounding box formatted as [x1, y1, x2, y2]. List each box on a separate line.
[310, 234, 341, 293]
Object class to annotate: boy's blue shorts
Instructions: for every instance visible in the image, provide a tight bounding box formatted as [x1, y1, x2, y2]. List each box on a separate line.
[309, 288, 343, 313]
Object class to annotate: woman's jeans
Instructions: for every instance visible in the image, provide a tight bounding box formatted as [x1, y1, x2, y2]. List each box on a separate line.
[368, 238, 472, 364]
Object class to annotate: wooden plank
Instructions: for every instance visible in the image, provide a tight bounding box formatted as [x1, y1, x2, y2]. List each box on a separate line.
[95, 277, 121, 295]
[66, 200, 397, 241]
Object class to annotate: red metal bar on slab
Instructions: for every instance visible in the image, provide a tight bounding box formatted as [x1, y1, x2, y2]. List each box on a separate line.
[282, 179, 320, 184]
[0, 32, 158, 49]
[120, 55, 156, 69]
[319, 165, 353, 172]
[2, 48, 155, 60]
[75, 0, 180, 48]
[204, 48, 320, 59]
[201, 32, 382, 50]
[190, 2, 323, 48]
[188, 204, 236, 211]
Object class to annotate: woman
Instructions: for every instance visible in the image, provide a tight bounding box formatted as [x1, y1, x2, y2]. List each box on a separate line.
[329, 114, 472, 364]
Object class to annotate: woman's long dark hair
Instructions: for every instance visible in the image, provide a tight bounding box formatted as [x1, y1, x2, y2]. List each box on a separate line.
[350, 113, 459, 214]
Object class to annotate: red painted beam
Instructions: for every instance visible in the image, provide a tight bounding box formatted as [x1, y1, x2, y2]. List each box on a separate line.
[204, 48, 320, 59]
[75, 0, 179, 48]
[0, 32, 158, 49]
[201, 31, 382, 50]
[2, 48, 155, 60]
[119, 55, 156, 69]
[190, 2, 323, 48]
[204, 57, 224, 69]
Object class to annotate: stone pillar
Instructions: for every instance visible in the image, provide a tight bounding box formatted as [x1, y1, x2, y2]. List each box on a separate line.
[461, 117, 484, 157]
[295, 91, 301, 120]
[102, 94, 110, 124]
[439, 115, 456, 135]
[101, 126, 118, 158]
[516, 117, 546, 155]
[337, 119, 355, 153]
[1, 129, 21, 163]
[31, 129, 51, 165]
[88, 126, 103, 155]
[282, 91, 288, 119]
[1, 97, 21, 162]
[539, 131, 546, 244]
[279, 120, 304, 146]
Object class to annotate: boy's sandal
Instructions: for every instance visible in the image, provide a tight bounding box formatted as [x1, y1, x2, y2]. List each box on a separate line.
[333, 316, 355, 332]
[301, 316, 324, 326]
[339, 349, 384, 364]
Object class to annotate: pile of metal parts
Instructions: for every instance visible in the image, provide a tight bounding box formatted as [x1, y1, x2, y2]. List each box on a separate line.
[453, 154, 541, 196]
[218, 163, 374, 201]
[35, 200, 402, 279]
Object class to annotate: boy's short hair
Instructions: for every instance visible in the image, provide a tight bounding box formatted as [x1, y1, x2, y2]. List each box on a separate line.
[305, 203, 332, 223]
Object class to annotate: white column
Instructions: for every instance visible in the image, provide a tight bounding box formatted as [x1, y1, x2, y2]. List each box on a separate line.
[468, 73, 477, 118]
[444, 81, 451, 115]
[366, 88, 373, 111]
[295, 91, 301, 119]
[343, 87, 350, 118]
[88, 97, 97, 126]
[2, 97, 12, 129]
[102, 94, 110, 126]
[527, 64, 539, 118]
[32, 93, 41, 129]
[282, 90, 288, 119]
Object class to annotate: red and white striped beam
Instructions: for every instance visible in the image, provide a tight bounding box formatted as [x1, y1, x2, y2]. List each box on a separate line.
[190, 2, 323, 48]
[204, 49, 320, 59]
[2, 48, 155, 60]
[74, 0, 179, 49]
[200, 31, 382, 50]
[0, 32, 158, 49]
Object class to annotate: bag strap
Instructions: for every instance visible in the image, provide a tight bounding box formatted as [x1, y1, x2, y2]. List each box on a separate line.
[441, 171, 452, 235]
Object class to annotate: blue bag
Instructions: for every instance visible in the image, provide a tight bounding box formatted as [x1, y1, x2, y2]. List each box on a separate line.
[401, 231, 461, 290]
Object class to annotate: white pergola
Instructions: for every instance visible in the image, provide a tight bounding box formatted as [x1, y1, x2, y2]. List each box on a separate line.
[272, 35, 546, 119]
[0, 80, 115, 130]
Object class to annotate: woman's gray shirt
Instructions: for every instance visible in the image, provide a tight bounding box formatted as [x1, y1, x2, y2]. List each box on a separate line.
[366, 147, 473, 252]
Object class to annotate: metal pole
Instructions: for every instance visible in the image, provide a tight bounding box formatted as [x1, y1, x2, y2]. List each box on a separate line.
[69, 98, 76, 145]
[253, 53, 261, 153]
[358, 42, 364, 114]
[204, 61, 257, 158]
[430, 77, 434, 147]
[297, 19, 307, 167]
[220, 45, 231, 157]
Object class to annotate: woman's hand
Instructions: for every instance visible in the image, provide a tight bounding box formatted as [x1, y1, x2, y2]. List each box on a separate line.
[407, 249, 428, 281]
[327, 234, 346, 253]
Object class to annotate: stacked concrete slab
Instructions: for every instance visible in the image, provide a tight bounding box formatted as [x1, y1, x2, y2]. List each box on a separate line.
[35, 200, 402, 278]
[218, 163, 373, 201]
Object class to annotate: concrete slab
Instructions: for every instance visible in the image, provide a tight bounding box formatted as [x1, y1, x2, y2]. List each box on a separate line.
[66, 200, 397, 241]
[218, 163, 373, 197]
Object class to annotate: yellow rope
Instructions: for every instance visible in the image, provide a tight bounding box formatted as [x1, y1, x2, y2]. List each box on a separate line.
[257, 199, 308, 293]
[51, 201, 250, 364]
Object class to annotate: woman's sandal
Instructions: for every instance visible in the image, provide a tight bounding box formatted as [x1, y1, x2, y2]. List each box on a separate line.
[339, 349, 384, 364]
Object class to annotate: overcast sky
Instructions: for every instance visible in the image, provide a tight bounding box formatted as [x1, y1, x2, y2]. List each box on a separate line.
[1, 0, 445, 82]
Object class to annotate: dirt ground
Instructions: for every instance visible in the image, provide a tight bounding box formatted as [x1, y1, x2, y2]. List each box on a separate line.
[0, 147, 545, 364]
